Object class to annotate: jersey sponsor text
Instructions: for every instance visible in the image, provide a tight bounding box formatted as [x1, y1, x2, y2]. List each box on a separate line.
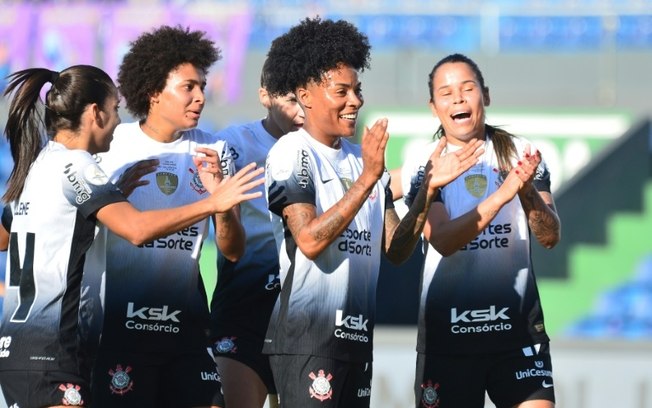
[0, 336, 11, 358]
[337, 228, 372, 256]
[64, 162, 92, 204]
[450, 306, 513, 335]
[461, 223, 512, 251]
[297, 149, 310, 189]
[334, 310, 370, 343]
[125, 302, 182, 334]
[138, 226, 199, 251]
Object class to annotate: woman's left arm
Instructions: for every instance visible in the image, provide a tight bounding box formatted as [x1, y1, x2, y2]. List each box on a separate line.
[516, 145, 561, 249]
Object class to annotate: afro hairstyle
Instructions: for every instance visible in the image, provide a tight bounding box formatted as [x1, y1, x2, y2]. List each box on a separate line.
[263, 16, 371, 98]
[117, 25, 221, 119]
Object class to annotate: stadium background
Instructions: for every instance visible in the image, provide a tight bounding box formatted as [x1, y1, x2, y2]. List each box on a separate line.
[0, 1, 651, 406]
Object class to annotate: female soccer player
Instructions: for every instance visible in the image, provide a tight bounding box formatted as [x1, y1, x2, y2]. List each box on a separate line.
[209, 56, 304, 408]
[261, 18, 483, 407]
[0, 65, 262, 408]
[402, 53, 561, 408]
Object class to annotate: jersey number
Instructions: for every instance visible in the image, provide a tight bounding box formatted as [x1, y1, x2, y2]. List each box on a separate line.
[8, 232, 37, 322]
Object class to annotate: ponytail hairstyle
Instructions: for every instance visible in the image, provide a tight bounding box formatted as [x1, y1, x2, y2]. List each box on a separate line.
[2, 65, 116, 203]
[428, 53, 517, 172]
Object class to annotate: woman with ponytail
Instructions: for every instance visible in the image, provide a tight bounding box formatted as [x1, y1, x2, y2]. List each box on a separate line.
[0, 65, 262, 408]
[401, 54, 561, 408]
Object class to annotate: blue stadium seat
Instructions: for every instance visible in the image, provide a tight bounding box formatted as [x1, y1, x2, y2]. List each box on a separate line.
[499, 15, 603, 51]
[566, 254, 652, 338]
[616, 15, 652, 48]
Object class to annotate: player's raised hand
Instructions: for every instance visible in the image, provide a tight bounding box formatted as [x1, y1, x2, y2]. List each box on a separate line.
[422, 137, 484, 192]
[360, 117, 389, 182]
[207, 162, 265, 213]
[193, 147, 225, 193]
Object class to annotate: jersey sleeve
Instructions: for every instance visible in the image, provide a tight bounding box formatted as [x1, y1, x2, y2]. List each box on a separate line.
[217, 140, 236, 177]
[383, 169, 395, 210]
[401, 142, 438, 207]
[533, 158, 552, 193]
[266, 144, 316, 216]
[61, 151, 126, 219]
[1, 204, 11, 231]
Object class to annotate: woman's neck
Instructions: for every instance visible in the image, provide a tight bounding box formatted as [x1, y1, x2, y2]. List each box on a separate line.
[140, 119, 181, 143]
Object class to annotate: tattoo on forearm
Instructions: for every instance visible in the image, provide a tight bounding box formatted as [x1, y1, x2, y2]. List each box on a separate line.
[521, 188, 560, 246]
[215, 212, 234, 240]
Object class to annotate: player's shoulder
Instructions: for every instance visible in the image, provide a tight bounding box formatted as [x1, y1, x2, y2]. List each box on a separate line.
[186, 127, 217, 143]
[46, 142, 95, 165]
[270, 129, 306, 152]
[214, 121, 262, 146]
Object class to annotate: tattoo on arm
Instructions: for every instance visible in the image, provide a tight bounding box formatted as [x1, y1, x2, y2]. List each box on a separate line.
[214, 212, 234, 240]
[385, 186, 432, 263]
[520, 188, 560, 248]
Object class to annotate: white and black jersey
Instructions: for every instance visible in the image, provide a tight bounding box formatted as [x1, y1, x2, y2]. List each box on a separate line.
[263, 129, 393, 363]
[404, 134, 551, 355]
[95, 122, 233, 353]
[0, 141, 125, 374]
[210, 120, 281, 342]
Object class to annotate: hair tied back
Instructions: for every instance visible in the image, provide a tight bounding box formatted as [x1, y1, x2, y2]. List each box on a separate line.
[50, 70, 60, 84]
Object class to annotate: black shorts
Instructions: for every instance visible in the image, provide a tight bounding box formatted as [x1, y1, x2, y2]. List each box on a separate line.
[91, 348, 224, 408]
[211, 332, 276, 393]
[415, 343, 555, 408]
[269, 354, 372, 408]
[0, 370, 90, 407]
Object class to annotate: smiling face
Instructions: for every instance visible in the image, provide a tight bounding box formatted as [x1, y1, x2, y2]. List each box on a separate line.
[298, 64, 363, 147]
[148, 62, 207, 139]
[429, 61, 490, 145]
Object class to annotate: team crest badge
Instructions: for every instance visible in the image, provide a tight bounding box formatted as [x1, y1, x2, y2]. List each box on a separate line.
[308, 369, 333, 401]
[156, 171, 178, 195]
[109, 364, 134, 395]
[188, 168, 207, 194]
[58, 383, 83, 406]
[215, 337, 237, 354]
[464, 174, 487, 198]
[420, 380, 440, 408]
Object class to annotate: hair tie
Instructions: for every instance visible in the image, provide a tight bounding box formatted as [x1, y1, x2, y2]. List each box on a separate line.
[50, 70, 60, 84]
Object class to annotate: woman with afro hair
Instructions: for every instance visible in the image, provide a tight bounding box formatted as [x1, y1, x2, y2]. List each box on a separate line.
[262, 17, 483, 407]
[90, 25, 241, 408]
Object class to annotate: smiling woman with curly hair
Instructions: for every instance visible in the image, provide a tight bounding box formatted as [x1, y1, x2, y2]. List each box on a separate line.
[261, 17, 483, 408]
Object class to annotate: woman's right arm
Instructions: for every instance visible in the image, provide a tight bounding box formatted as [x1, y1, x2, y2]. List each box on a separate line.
[425, 163, 524, 257]
[96, 163, 263, 246]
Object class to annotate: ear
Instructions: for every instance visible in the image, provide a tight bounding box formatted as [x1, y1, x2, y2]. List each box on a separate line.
[149, 91, 160, 107]
[258, 87, 272, 109]
[297, 87, 311, 110]
[483, 86, 491, 107]
[90, 103, 104, 128]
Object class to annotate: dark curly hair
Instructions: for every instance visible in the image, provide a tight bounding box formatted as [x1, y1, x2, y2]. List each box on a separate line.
[264, 17, 371, 97]
[118, 25, 221, 119]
